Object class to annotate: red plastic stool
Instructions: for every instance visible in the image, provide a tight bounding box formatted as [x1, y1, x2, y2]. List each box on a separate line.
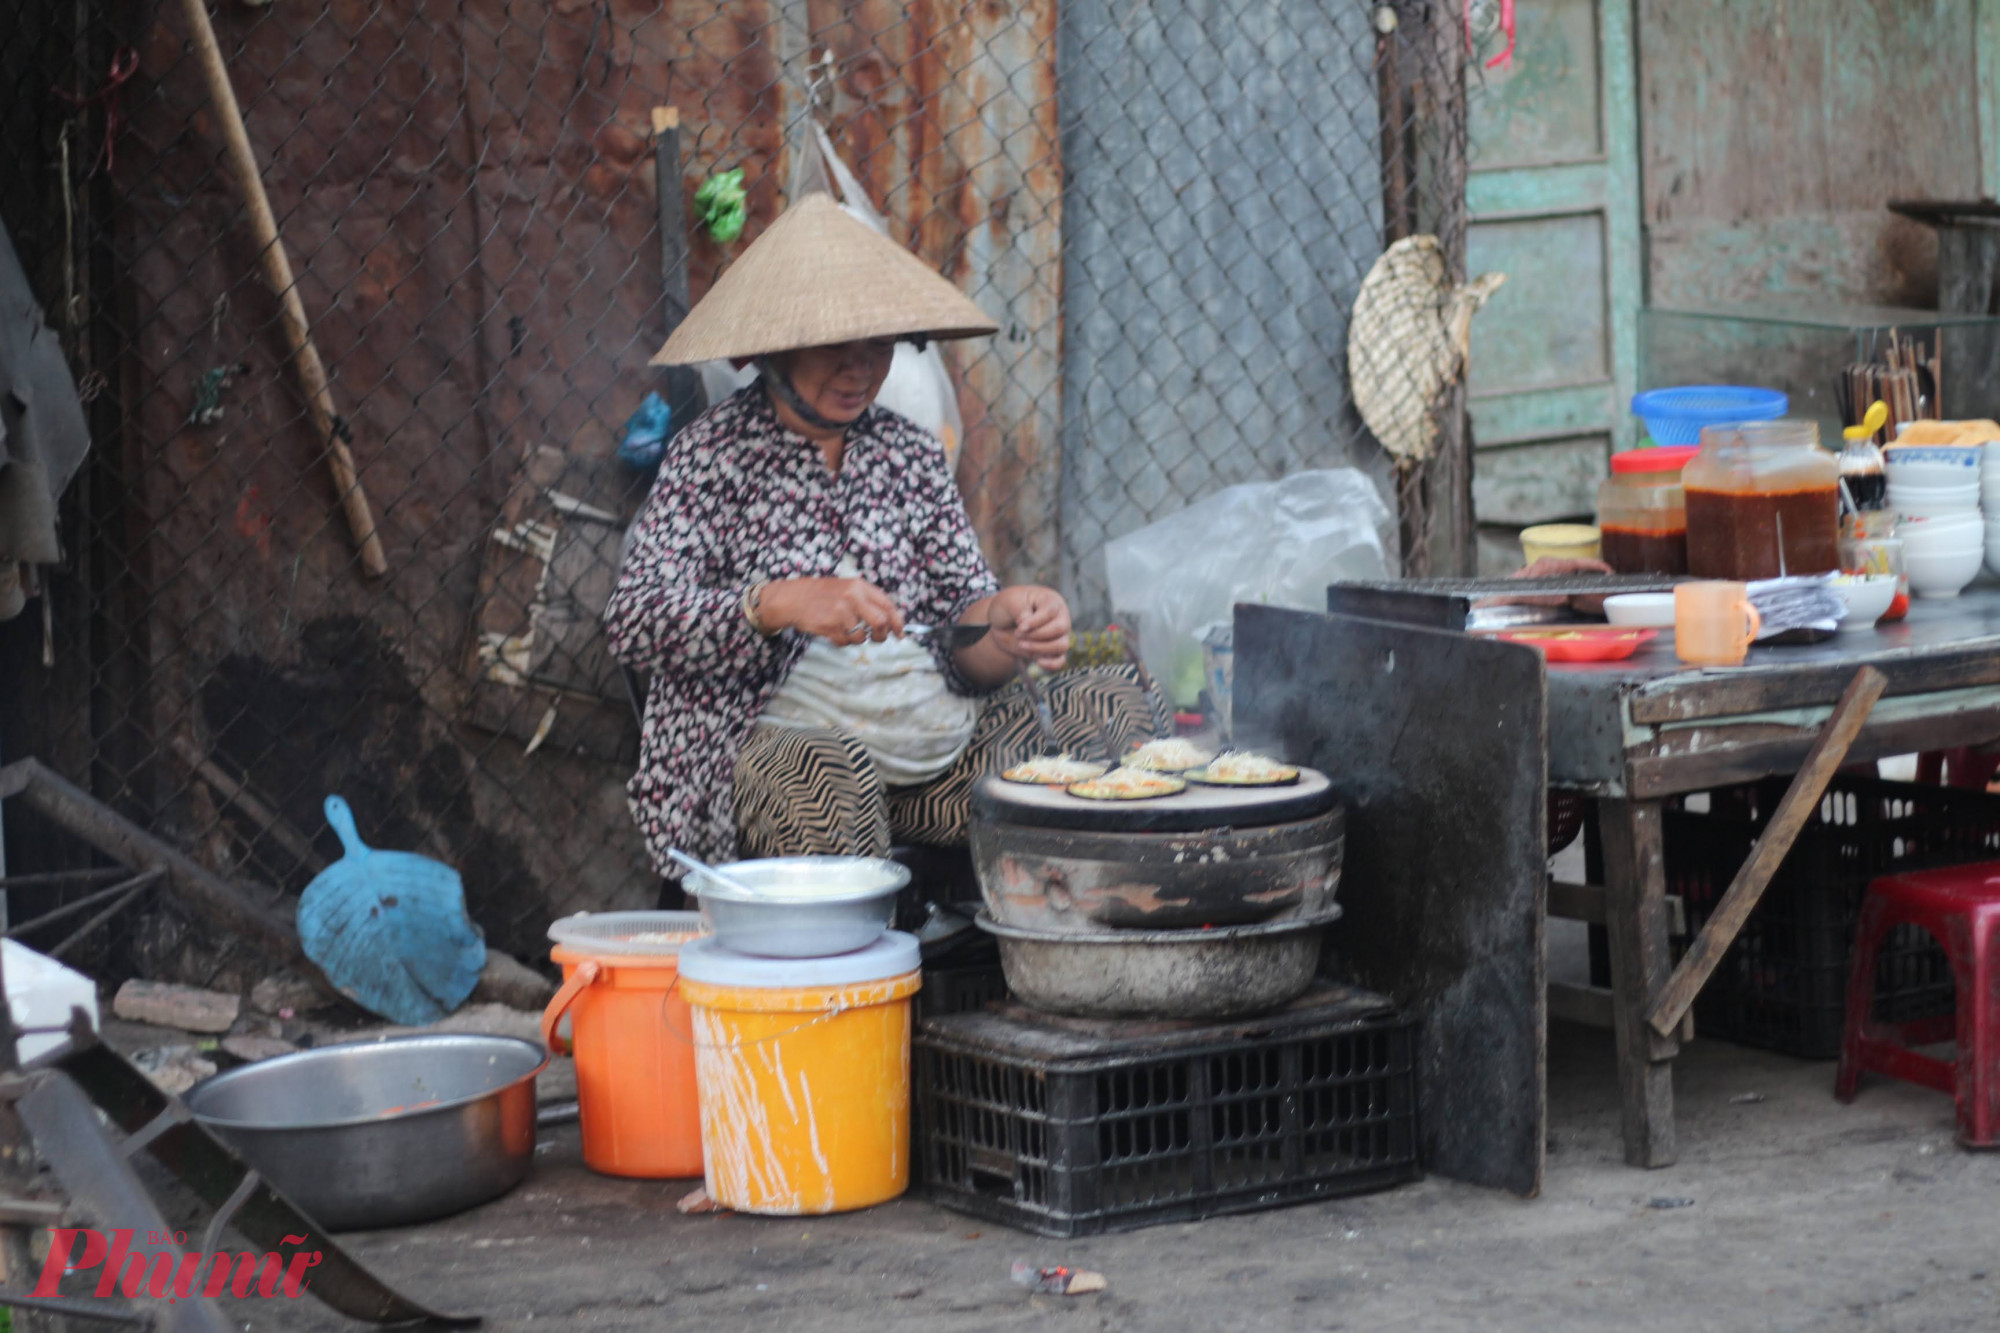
[1835, 863, 2000, 1147]
[1915, 748, 2000, 791]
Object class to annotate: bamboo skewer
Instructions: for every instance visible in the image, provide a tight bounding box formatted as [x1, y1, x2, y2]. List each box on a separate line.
[178, 0, 389, 578]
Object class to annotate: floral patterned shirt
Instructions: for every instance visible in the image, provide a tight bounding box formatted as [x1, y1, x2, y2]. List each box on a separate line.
[603, 385, 1002, 876]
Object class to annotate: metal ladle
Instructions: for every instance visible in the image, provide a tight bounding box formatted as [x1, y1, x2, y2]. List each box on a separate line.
[666, 847, 757, 897]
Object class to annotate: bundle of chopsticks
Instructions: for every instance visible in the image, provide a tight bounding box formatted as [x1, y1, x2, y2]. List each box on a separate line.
[1836, 329, 1942, 444]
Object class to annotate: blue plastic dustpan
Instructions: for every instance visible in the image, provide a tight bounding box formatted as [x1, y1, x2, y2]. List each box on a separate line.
[297, 795, 487, 1026]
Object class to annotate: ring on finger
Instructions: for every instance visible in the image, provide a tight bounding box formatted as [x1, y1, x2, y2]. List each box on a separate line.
[848, 620, 870, 639]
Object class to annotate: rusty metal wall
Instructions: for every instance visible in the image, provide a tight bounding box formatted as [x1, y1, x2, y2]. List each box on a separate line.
[0, 0, 1466, 988]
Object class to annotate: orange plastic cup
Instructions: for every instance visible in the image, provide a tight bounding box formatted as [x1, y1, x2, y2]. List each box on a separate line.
[1674, 581, 1762, 667]
[544, 927, 705, 1179]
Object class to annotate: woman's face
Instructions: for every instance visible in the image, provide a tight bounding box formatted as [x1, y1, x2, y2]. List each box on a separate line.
[779, 339, 896, 425]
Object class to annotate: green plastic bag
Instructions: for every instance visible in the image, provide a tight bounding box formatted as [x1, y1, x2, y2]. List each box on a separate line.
[695, 168, 747, 244]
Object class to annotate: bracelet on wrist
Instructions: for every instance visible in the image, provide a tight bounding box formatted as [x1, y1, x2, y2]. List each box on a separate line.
[742, 578, 777, 637]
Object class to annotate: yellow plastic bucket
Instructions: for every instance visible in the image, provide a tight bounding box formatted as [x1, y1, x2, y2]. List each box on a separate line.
[542, 911, 706, 1179]
[676, 933, 922, 1215]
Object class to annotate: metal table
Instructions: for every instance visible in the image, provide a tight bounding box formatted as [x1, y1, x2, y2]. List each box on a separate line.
[1235, 585, 2000, 1193]
[1546, 586, 2000, 1168]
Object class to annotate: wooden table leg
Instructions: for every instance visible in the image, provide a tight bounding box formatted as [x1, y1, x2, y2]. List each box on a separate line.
[1599, 797, 1679, 1168]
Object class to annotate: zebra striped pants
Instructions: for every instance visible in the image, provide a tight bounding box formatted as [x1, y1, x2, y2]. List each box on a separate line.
[733, 665, 1163, 856]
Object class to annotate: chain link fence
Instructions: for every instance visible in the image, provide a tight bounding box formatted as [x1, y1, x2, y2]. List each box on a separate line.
[0, 0, 1470, 991]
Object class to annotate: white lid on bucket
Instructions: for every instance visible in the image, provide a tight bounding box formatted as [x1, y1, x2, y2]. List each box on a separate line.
[547, 910, 707, 956]
[676, 931, 921, 988]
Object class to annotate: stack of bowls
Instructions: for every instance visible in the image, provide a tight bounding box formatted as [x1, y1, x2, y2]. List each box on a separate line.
[1887, 442, 1985, 598]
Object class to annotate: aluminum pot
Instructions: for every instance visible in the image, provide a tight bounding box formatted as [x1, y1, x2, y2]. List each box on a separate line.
[689, 856, 908, 957]
[971, 810, 1342, 933]
[975, 906, 1341, 1019]
[185, 1034, 548, 1231]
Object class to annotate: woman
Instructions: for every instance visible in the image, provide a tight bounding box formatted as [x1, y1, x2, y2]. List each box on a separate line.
[605, 194, 1157, 891]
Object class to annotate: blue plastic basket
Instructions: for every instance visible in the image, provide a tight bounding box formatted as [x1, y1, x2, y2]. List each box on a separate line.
[1630, 386, 1788, 445]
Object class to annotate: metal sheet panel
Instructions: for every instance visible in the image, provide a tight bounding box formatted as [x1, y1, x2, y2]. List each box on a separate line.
[1056, 0, 1388, 620]
[1235, 603, 1547, 1196]
[807, 0, 1064, 586]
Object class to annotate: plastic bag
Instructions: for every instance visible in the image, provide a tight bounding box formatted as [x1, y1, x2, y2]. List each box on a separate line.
[692, 120, 967, 464]
[1104, 470, 1394, 708]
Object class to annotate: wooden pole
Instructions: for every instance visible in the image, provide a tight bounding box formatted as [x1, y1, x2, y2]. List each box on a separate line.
[178, 0, 389, 578]
[1646, 667, 1887, 1039]
[652, 106, 704, 434]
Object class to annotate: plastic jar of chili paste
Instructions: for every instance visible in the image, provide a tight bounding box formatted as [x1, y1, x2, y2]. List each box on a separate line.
[1596, 445, 1696, 574]
[1684, 420, 1840, 580]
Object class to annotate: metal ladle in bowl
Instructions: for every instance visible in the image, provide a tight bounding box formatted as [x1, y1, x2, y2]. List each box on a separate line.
[666, 847, 758, 897]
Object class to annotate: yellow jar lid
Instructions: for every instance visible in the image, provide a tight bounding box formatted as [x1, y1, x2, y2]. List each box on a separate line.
[1519, 524, 1602, 546]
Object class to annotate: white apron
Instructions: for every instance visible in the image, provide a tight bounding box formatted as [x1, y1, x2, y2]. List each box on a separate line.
[759, 560, 978, 786]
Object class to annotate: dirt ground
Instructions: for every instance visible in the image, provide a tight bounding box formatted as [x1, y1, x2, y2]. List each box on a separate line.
[237, 923, 1999, 1333]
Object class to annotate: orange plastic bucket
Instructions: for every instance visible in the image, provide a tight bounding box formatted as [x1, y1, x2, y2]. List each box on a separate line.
[542, 911, 705, 1179]
[676, 933, 922, 1215]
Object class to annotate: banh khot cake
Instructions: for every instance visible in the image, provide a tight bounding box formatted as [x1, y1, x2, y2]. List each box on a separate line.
[1184, 752, 1301, 787]
[1000, 755, 1111, 786]
[1066, 769, 1188, 801]
[1119, 738, 1213, 773]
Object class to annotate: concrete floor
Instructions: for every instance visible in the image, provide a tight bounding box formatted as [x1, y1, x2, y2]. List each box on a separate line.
[251, 972, 2000, 1333]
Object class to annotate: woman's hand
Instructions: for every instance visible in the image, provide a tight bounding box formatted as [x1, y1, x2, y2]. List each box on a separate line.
[1515, 556, 1614, 581]
[987, 585, 1073, 671]
[948, 585, 1074, 688]
[1485, 555, 1617, 611]
[757, 577, 905, 645]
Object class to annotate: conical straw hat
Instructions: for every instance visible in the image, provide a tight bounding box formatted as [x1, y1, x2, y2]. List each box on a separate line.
[651, 193, 998, 365]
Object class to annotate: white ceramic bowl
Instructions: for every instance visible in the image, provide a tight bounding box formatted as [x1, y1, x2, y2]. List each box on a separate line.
[1888, 476, 1981, 495]
[1900, 515, 1985, 556]
[1892, 495, 1982, 519]
[1901, 508, 1983, 530]
[1906, 545, 1984, 599]
[1886, 445, 1984, 487]
[1888, 478, 1980, 502]
[1830, 574, 1898, 631]
[1602, 593, 1677, 628]
[1984, 441, 2000, 476]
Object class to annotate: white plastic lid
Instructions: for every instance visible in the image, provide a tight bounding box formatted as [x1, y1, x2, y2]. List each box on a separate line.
[547, 910, 707, 956]
[676, 931, 922, 988]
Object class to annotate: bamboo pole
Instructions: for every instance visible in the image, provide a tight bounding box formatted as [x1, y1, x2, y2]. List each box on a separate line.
[178, 0, 389, 578]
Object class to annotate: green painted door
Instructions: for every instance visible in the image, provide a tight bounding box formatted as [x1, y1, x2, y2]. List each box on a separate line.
[1464, 0, 1642, 570]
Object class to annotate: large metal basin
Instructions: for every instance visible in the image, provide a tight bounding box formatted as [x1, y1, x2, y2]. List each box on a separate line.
[186, 1034, 548, 1231]
[976, 906, 1340, 1019]
[972, 810, 1342, 933]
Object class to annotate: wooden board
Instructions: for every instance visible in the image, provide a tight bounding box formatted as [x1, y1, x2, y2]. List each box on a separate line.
[1637, 0, 1982, 309]
[973, 768, 1336, 834]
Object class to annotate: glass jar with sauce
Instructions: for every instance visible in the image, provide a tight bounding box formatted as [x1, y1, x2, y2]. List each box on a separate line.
[1596, 445, 1696, 574]
[1684, 420, 1841, 580]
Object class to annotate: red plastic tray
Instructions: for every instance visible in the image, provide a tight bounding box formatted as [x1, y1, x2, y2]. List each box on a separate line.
[1490, 627, 1658, 662]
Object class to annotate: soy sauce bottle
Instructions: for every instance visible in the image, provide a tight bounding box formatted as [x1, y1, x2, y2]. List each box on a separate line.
[1841, 406, 1888, 511]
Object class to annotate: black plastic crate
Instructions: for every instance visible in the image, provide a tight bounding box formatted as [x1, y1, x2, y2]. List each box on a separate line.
[919, 951, 1010, 1021]
[915, 985, 1420, 1237]
[1658, 775, 1998, 1059]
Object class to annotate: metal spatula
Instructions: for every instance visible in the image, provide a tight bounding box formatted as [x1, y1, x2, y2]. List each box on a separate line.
[1016, 662, 1063, 754]
[906, 622, 991, 650]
